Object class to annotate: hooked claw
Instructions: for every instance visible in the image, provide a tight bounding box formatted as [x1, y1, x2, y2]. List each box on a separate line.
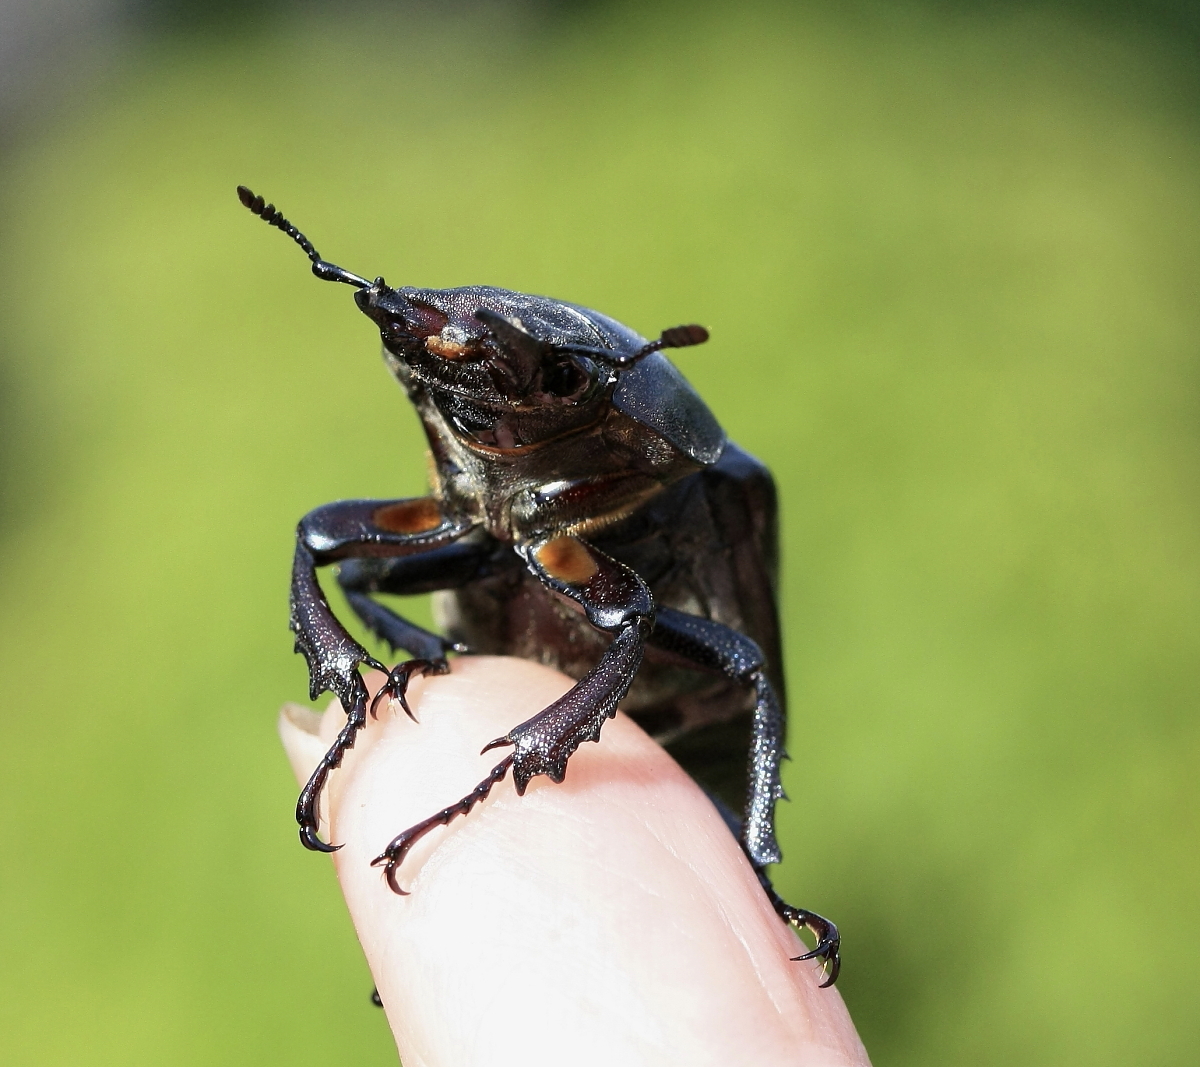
[299, 823, 341, 854]
[371, 849, 414, 896]
[369, 658, 447, 721]
[786, 912, 841, 987]
[369, 754, 515, 897]
[755, 870, 841, 988]
[792, 941, 841, 988]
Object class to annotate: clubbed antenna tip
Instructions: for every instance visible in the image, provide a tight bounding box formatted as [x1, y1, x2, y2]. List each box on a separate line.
[532, 319, 711, 369]
[616, 323, 710, 366]
[658, 324, 709, 349]
[236, 185, 373, 290]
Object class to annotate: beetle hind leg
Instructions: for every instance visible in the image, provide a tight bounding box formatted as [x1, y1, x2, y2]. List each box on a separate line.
[649, 607, 842, 984]
[743, 668, 841, 983]
[757, 870, 842, 986]
[742, 668, 786, 866]
[704, 788, 841, 985]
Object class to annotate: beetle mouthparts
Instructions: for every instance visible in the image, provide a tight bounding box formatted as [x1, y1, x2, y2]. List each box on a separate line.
[236, 185, 373, 290]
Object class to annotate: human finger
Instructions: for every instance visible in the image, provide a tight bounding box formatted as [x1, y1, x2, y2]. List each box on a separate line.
[279, 655, 870, 1067]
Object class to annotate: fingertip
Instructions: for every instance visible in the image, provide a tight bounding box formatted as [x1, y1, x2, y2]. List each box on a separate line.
[278, 702, 326, 786]
[297, 657, 869, 1066]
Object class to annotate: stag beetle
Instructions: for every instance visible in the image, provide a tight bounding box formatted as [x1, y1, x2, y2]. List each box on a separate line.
[238, 186, 840, 985]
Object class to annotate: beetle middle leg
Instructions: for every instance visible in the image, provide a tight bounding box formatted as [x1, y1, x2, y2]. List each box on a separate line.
[337, 544, 489, 720]
[648, 606, 841, 985]
[371, 535, 654, 890]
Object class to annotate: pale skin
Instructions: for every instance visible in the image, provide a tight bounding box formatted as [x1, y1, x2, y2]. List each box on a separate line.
[279, 656, 871, 1067]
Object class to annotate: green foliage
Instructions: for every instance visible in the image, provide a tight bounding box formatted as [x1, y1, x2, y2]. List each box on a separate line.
[0, 2, 1197, 1063]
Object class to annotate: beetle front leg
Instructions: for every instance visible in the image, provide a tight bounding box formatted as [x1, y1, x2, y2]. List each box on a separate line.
[290, 541, 384, 852]
[371, 535, 654, 889]
[485, 617, 651, 790]
[289, 498, 474, 851]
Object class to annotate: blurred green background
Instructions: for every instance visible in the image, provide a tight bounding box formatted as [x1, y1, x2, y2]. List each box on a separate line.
[1, 1, 1197, 1063]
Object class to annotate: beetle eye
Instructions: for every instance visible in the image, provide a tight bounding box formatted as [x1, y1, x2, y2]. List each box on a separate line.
[542, 357, 595, 400]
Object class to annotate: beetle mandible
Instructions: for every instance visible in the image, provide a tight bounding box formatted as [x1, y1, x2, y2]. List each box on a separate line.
[238, 185, 840, 985]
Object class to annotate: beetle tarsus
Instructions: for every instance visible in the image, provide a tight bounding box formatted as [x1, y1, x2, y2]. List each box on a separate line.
[295, 686, 374, 851]
[787, 909, 841, 988]
[370, 657, 448, 722]
[371, 754, 515, 894]
[299, 824, 341, 853]
[758, 873, 841, 986]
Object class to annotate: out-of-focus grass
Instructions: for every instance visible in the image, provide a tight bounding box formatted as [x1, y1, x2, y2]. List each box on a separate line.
[0, 2, 1197, 1064]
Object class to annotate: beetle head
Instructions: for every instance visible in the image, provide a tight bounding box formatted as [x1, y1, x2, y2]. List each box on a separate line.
[353, 282, 707, 450]
[238, 185, 720, 460]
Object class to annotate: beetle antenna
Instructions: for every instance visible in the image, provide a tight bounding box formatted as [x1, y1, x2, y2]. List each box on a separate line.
[623, 323, 710, 365]
[555, 323, 710, 368]
[236, 185, 373, 290]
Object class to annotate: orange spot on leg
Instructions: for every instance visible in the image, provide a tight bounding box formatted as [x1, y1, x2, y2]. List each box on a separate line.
[536, 536, 599, 585]
[374, 498, 444, 534]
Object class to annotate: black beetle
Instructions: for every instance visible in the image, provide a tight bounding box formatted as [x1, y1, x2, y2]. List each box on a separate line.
[238, 186, 840, 985]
